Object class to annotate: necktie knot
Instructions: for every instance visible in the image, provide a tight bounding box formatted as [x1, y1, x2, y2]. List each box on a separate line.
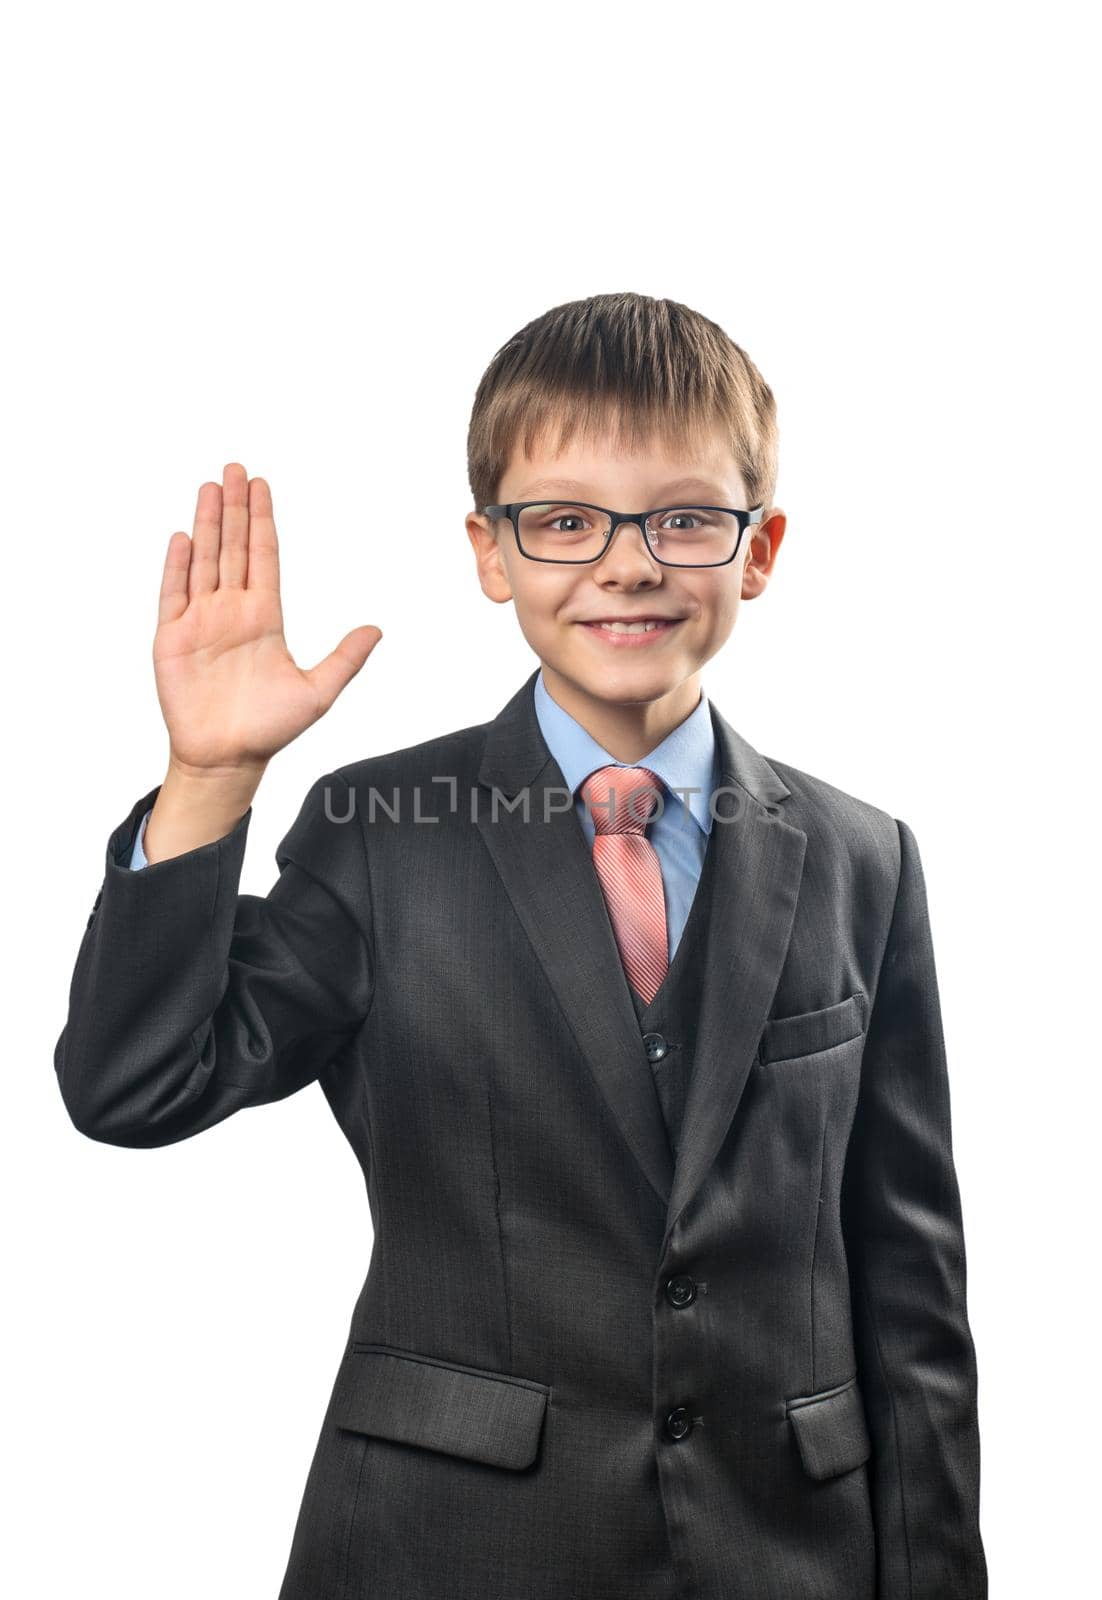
[579, 765, 664, 837]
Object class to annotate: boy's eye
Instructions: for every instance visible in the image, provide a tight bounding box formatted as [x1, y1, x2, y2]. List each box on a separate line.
[543, 508, 588, 534]
[532, 505, 595, 534]
[656, 510, 707, 531]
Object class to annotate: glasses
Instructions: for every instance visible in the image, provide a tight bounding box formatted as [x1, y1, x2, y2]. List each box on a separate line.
[482, 501, 765, 567]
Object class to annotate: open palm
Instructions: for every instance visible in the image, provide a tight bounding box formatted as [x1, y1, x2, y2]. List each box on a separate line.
[153, 463, 381, 773]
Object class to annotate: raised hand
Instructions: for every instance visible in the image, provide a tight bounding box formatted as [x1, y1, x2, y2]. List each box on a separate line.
[140, 463, 382, 863]
[153, 463, 382, 777]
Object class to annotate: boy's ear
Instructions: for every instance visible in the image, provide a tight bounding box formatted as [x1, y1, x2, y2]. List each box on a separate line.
[741, 507, 786, 601]
[466, 512, 515, 603]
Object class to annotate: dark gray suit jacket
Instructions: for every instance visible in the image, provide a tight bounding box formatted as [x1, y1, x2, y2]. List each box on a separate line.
[55, 668, 987, 1599]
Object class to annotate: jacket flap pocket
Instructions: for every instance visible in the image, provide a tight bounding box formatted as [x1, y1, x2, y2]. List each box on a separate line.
[334, 1343, 550, 1470]
[786, 1377, 871, 1481]
[758, 992, 866, 1066]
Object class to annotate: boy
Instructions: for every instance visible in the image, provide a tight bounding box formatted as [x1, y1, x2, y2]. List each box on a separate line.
[55, 292, 987, 1599]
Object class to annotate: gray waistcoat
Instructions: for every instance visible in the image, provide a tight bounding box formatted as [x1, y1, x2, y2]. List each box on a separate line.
[625, 826, 720, 1157]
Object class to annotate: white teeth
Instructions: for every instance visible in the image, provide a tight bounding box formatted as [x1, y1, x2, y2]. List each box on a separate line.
[596, 620, 667, 633]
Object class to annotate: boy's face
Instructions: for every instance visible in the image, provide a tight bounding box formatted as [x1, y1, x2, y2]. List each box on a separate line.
[466, 417, 785, 736]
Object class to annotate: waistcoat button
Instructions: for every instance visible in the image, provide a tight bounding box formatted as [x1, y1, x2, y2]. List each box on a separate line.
[665, 1274, 697, 1307]
[664, 1406, 693, 1441]
[642, 1032, 668, 1063]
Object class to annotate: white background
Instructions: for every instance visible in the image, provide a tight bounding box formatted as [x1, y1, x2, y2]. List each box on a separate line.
[4, 2, 1097, 1594]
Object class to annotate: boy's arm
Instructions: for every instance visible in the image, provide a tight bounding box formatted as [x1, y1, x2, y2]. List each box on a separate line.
[54, 768, 373, 1148]
[841, 819, 987, 1600]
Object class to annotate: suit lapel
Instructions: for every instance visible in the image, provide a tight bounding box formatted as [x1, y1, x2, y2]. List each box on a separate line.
[661, 704, 806, 1247]
[474, 671, 806, 1236]
[475, 672, 675, 1207]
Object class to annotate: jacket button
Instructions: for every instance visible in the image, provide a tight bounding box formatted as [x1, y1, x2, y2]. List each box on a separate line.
[664, 1406, 693, 1441]
[665, 1274, 697, 1308]
[642, 1032, 668, 1063]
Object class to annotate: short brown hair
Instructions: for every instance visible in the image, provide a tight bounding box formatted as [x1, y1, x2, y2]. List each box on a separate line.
[466, 292, 778, 513]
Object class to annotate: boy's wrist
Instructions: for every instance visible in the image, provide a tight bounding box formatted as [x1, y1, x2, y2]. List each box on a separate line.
[143, 757, 265, 863]
[164, 750, 268, 801]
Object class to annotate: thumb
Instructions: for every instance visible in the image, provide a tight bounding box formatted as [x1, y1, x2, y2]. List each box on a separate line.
[304, 625, 382, 715]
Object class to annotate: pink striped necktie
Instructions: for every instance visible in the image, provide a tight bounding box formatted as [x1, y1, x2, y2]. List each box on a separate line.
[579, 765, 669, 1005]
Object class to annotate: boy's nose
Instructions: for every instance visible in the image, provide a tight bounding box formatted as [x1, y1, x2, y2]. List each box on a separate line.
[596, 520, 661, 577]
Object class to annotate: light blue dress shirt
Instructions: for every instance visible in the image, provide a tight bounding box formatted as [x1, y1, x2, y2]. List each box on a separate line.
[127, 667, 719, 963]
[128, 805, 152, 869]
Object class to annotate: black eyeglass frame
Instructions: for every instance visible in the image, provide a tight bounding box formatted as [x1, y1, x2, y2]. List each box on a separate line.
[481, 501, 766, 567]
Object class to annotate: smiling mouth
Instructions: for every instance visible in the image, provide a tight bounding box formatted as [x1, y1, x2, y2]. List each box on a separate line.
[577, 617, 683, 640]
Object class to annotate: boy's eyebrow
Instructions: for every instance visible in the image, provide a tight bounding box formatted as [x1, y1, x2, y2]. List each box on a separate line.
[516, 477, 733, 502]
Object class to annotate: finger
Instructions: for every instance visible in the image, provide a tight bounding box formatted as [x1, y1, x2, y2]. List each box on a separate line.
[158, 530, 192, 625]
[247, 475, 280, 595]
[189, 480, 222, 599]
[218, 462, 250, 590]
[303, 626, 383, 715]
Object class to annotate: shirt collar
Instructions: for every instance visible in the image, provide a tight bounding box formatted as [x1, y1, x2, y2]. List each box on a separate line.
[533, 665, 718, 836]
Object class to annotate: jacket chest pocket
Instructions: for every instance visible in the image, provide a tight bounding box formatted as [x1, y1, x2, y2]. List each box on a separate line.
[333, 1343, 551, 1470]
[756, 992, 867, 1067]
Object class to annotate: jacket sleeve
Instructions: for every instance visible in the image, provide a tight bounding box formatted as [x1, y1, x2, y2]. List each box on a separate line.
[54, 768, 374, 1149]
[841, 818, 988, 1599]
